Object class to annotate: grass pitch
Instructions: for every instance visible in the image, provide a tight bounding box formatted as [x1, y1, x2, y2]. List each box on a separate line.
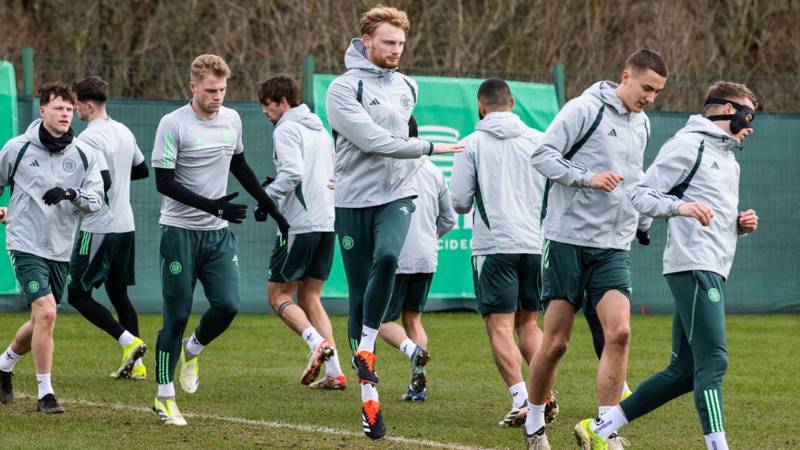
[0, 312, 797, 449]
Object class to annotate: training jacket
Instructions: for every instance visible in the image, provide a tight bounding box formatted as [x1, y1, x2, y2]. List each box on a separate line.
[0, 120, 104, 261]
[451, 111, 546, 256]
[397, 158, 456, 273]
[266, 104, 335, 235]
[326, 38, 433, 208]
[631, 115, 744, 279]
[531, 81, 655, 251]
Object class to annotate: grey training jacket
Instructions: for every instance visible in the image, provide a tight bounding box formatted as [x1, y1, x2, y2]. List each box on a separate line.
[397, 158, 456, 274]
[325, 39, 434, 208]
[531, 81, 654, 251]
[266, 104, 335, 235]
[0, 120, 105, 261]
[451, 111, 546, 256]
[632, 115, 744, 279]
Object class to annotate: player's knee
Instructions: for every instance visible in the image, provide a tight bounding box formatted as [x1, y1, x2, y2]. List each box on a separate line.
[33, 305, 57, 329]
[706, 350, 729, 375]
[373, 251, 399, 273]
[604, 324, 631, 349]
[543, 338, 569, 361]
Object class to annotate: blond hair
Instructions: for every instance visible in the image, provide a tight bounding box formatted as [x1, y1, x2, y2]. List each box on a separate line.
[360, 5, 410, 36]
[190, 54, 231, 82]
[706, 81, 758, 109]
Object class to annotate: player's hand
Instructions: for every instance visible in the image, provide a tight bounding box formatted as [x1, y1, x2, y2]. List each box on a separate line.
[327, 178, 335, 190]
[677, 201, 713, 226]
[276, 216, 290, 242]
[0, 207, 7, 224]
[738, 209, 758, 233]
[253, 204, 268, 222]
[636, 229, 651, 246]
[261, 176, 275, 187]
[42, 187, 77, 205]
[589, 172, 624, 192]
[212, 192, 247, 224]
[432, 143, 464, 155]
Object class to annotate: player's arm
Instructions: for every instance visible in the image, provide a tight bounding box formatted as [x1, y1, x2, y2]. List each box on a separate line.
[151, 116, 246, 223]
[264, 126, 303, 203]
[130, 141, 149, 180]
[96, 150, 111, 193]
[436, 170, 457, 237]
[229, 152, 289, 238]
[629, 137, 713, 226]
[0, 140, 20, 195]
[326, 80, 460, 158]
[60, 150, 104, 213]
[449, 140, 477, 214]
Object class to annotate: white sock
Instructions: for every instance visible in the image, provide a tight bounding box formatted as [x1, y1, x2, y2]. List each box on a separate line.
[36, 373, 54, 399]
[157, 382, 175, 398]
[185, 333, 204, 356]
[360, 383, 379, 403]
[509, 381, 528, 408]
[524, 403, 546, 435]
[324, 351, 344, 377]
[356, 326, 379, 353]
[599, 405, 612, 417]
[399, 338, 417, 359]
[591, 405, 629, 439]
[0, 346, 23, 372]
[704, 432, 729, 450]
[118, 330, 135, 348]
[301, 327, 325, 351]
[622, 381, 631, 395]
[133, 358, 144, 368]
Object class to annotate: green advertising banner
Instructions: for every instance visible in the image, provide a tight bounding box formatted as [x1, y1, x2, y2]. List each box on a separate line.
[0, 61, 19, 295]
[313, 74, 560, 302]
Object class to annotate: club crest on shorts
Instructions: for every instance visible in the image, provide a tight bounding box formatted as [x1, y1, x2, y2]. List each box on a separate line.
[28, 280, 40, 293]
[169, 261, 182, 275]
[342, 236, 354, 250]
[708, 288, 721, 302]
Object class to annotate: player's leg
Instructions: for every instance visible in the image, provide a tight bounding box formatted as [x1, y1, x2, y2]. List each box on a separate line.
[0, 319, 33, 403]
[516, 254, 544, 365]
[400, 273, 433, 399]
[379, 274, 412, 351]
[153, 226, 196, 425]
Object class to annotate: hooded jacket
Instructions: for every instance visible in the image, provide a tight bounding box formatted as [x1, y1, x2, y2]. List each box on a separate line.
[0, 120, 104, 261]
[451, 111, 546, 256]
[265, 104, 335, 234]
[531, 81, 655, 251]
[397, 158, 456, 273]
[325, 39, 433, 208]
[631, 115, 744, 278]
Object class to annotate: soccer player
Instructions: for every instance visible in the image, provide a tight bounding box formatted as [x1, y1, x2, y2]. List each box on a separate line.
[573, 81, 757, 450]
[325, 6, 461, 439]
[523, 49, 713, 450]
[0, 83, 104, 413]
[255, 75, 346, 390]
[67, 76, 150, 380]
[378, 116, 457, 402]
[150, 54, 288, 426]
[450, 79, 554, 428]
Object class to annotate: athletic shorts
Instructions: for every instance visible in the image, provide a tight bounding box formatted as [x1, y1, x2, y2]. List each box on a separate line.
[382, 272, 434, 323]
[268, 232, 335, 283]
[68, 231, 136, 291]
[8, 250, 69, 305]
[471, 253, 542, 316]
[540, 239, 631, 312]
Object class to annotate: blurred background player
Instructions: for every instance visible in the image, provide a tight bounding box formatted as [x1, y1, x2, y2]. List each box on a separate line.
[67, 76, 150, 381]
[575, 81, 758, 450]
[379, 116, 457, 402]
[450, 79, 556, 428]
[0, 83, 105, 413]
[150, 54, 288, 426]
[256, 74, 346, 390]
[325, 5, 462, 439]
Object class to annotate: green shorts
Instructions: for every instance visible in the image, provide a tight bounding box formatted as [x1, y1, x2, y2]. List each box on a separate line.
[382, 272, 434, 323]
[9, 250, 69, 305]
[68, 231, 136, 292]
[268, 232, 336, 283]
[540, 239, 631, 312]
[471, 253, 542, 316]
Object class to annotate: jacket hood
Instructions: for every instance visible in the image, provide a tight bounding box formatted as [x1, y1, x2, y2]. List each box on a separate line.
[278, 104, 323, 131]
[677, 115, 739, 150]
[25, 119, 43, 147]
[475, 111, 527, 139]
[583, 81, 629, 115]
[344, 38, 398, 78]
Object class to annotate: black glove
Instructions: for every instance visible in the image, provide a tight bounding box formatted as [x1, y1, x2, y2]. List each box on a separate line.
[254, 205, 290, 240]
[261, 176, 275, 187]
[211, 192, 247, 223]
[254, 204, 269, 222]
[42, 187, 77, 205]
[276, 216, 290, 242]
[636, 229, 651, 246]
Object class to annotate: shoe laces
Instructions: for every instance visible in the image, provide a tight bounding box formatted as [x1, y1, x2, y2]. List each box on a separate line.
[356, 351, 377, 371]
[363, 399, 381, 425]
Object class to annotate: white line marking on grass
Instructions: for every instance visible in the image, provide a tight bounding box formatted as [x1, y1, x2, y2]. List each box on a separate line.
[18, 393, 494, 450]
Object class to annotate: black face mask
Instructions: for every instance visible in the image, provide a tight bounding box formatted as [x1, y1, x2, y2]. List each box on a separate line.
[705, 98, 755, 134]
